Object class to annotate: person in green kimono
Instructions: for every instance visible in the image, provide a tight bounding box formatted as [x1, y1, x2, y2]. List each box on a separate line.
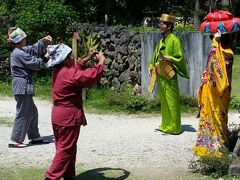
[148, 13, 189, 135]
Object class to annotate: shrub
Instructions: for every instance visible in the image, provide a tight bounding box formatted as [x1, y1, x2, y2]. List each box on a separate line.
[86, 84, 161, 113]
[230, 96, 240, 113]
[174, 24, 195, 32]
[0, 68, 11, 83]
[189, 150, 233, 178]
[180, 93, 198, 107]
[129, 26, 158, 33]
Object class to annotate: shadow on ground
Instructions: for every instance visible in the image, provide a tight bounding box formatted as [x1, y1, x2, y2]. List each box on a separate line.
[182, 124, 196, 132]
[75, 167, 130, 180]
[42, 134, 55, 143]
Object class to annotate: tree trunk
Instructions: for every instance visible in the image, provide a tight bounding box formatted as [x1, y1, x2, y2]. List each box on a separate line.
[194, 0, 201, 30]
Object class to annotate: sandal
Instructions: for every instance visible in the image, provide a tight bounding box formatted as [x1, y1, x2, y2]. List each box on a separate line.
[30, 139, 50, 145]
[8, 142, 27, 148]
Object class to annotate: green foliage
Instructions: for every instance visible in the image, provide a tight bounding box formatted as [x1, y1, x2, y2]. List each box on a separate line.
[0, 167, 47, 180]
[34, 75, 52, 100]
[230, 96, 240, 113]
[0, 117, 12, 127]
[10, 0, 80, 43]
[174, 24, 195, 32]
[129, 23, 195, 34]
[0, 2, 10, 61]
[180, 93, 198, 107]
[129, 26, 158, 34]
[79, 33, 101, 58]
[189, 151, 233, 178]
[0, 81, 12, 97]
[0, 35, 9, 61]
[231, 54, 240, 100]
[85, 85, 161, 113]
[0, 68, 11, 83]
[189, 121, 240, 178]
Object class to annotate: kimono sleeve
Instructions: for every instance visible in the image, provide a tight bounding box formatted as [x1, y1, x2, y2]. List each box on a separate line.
[72, 64, 104, 88]
[23, 39, 46, 57]
[148, 40, 162, 69]
[165, 36, 189, 78]
[20, 50, 44, 70]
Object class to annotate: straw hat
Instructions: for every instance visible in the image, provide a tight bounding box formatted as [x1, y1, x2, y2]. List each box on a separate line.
[160, 14, 176, 24]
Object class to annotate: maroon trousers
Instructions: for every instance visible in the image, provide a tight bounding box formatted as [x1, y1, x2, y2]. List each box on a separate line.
[45, 124, 80, 180]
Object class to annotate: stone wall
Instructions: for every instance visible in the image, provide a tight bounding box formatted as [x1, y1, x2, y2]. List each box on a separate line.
[76, 24, 141, 92]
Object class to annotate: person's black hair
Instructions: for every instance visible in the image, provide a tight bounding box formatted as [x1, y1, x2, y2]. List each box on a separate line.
[209, 33, 232, 49]
[220, 33, 232, 48]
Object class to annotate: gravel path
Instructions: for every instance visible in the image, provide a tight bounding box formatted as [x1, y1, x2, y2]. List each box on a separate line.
[0, 96, 239, 179]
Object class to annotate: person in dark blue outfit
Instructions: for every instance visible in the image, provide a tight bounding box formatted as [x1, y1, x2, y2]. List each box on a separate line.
[7, 27, 52, 148]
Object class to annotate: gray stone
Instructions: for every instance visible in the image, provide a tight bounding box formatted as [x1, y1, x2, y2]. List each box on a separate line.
[129, 63, 135, 70]
[104, 57, 112, 65]
[117, 64, 124, 72]
[228, 159, 240, 176]
[119, 33, 130, 45]
[132, 35, 140, 43]
[112, 69, 119, 77]
[133, 84, 141, 96]
[233, 137, 240, 156]
[109, 44, 116, 51]
[101, 38, 110, 47]
[110, 34, 117, 42]
[112, 78, 120, 90]
[119, 70, 130, 82]
[116, 45, 128, 55]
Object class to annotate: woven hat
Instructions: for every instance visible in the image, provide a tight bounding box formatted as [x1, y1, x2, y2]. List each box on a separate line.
[200, 10, 240, 34]
[160, 14, 176, 24]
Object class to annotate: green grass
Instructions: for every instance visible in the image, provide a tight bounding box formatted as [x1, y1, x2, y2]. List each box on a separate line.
[0, 82, 12, 97]
[34, 83, 52, 101]
[0, 167, 46, 180]
[0, 117, 12, 127]
[0, 166, 133, 180]
[231, 54, 240, 100]
[0, 166, 210, 180]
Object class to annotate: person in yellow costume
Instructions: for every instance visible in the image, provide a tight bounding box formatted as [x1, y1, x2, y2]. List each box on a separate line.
[193, 31, 234, 157]
[148, 14, 189, 135]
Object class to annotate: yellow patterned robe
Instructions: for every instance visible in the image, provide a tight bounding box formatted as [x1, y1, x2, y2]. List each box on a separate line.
[194, 38, 234, 157]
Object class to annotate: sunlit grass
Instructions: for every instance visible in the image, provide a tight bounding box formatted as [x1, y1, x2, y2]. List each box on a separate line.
[231, 54, 240, 100]
[0, 117, 12, 127]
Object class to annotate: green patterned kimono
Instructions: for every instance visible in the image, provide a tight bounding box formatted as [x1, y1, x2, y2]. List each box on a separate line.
[149, 33, 188, 134]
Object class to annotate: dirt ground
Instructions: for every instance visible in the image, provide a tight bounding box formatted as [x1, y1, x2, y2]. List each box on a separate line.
[1, 97, 239, 179]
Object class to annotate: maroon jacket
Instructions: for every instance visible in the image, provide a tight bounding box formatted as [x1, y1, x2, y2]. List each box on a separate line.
[51, 60, 103, 126]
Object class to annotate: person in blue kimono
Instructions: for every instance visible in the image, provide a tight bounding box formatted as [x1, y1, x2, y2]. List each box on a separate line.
[7, 27, 52, 148]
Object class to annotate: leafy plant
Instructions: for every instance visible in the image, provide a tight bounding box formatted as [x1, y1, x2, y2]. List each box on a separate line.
[10, 0, 79, 44]
[79, 33, 101, 57]
[180, 93, 198, 107]
[189, 150, 233, 178]
[230, 96, 240, 113]
[86, 84, 161, 113]
[129, 26, 158, 33]
[174, 23, 195, 32]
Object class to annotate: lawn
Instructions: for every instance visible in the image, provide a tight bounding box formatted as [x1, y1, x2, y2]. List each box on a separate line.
[231, 54, 240, 100]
